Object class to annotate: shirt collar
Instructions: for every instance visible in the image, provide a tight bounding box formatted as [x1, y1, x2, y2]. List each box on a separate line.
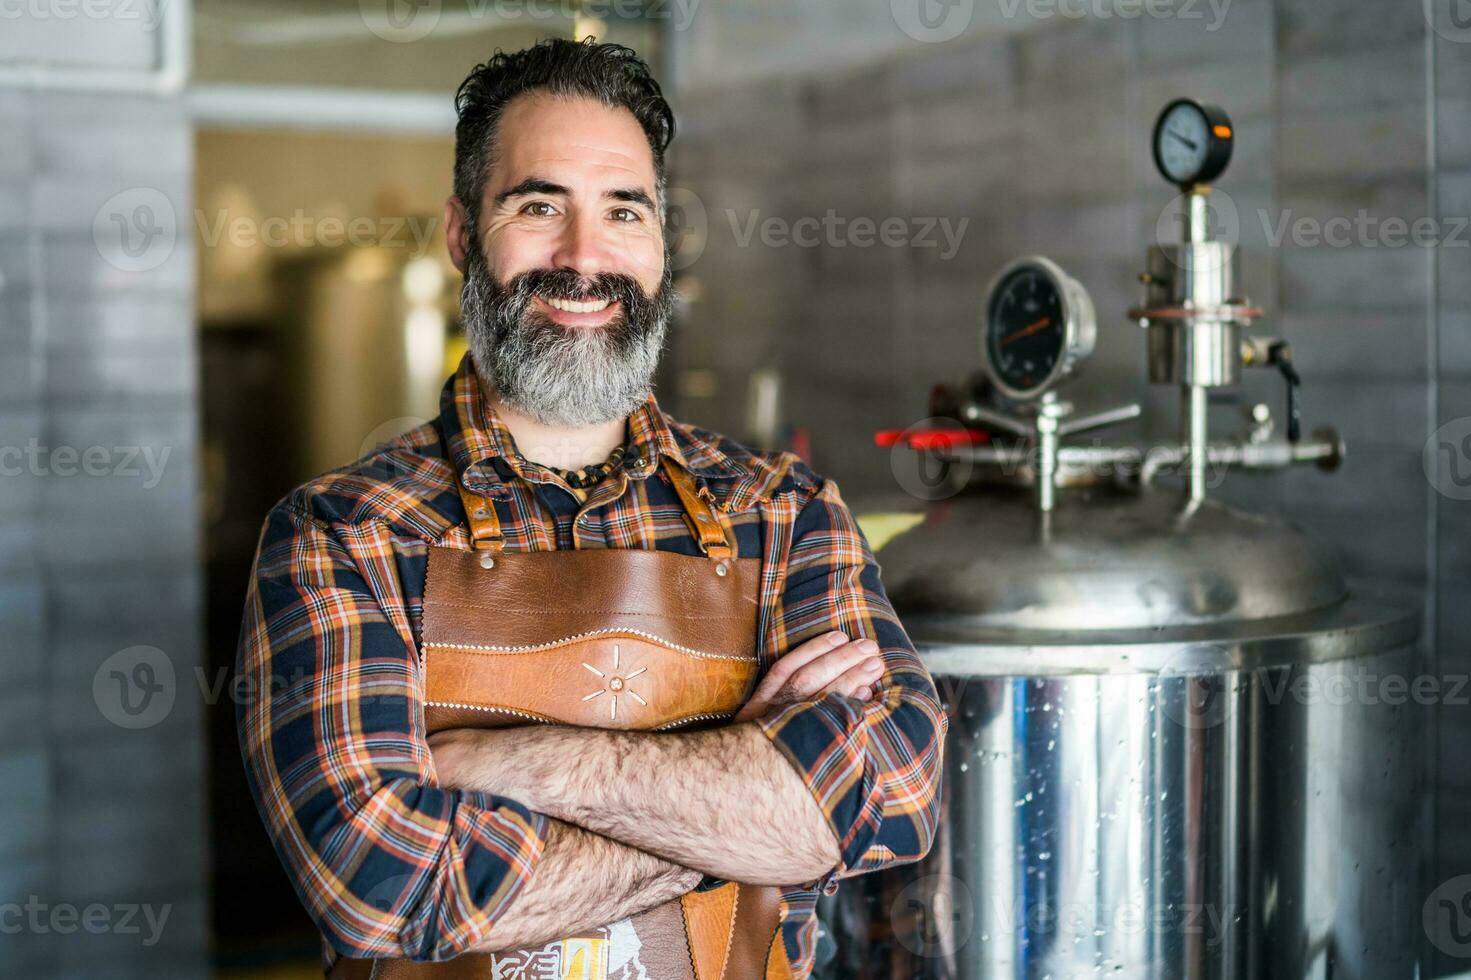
[438, 352, 750, 485]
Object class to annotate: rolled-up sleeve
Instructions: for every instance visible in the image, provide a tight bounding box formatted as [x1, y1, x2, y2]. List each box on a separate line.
[755, 476, 948, 895]
[235, 502, 548, 960]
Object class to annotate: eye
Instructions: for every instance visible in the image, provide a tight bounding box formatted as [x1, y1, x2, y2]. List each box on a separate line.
[522, 200, 558, 217]
[610, 207, 642, 223]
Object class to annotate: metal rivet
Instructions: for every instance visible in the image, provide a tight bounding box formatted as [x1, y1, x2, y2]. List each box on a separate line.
[715, 562, 728, 577]
[473, 508, 489, 519]
[696, 513, 710, 523]
[479, 554, 495, 569]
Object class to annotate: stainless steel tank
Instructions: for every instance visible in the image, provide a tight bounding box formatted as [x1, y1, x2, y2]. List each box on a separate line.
[817, 102, 1427, 979]
[821, 485, 1424, 980]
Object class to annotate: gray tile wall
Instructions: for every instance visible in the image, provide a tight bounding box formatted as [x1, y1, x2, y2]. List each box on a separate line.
[666, 0, 1467, 974]
[0, 15, 208, 980]
[1434, 5, 1471, 977]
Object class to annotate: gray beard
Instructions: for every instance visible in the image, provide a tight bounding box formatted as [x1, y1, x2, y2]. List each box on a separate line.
[459, 244, 674, 428]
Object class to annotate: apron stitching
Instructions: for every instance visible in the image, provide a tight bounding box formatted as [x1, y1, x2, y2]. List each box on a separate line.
[423, 701, 553, 722]
[423, 630, 756, 660]
[422, 601, 754, 619]
[653, 711, 737, 730]
[423, 701, 738, 728]
[722, 883, 740, 977]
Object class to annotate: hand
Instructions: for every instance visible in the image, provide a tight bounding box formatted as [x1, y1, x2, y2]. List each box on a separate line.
[733, 630, 884, 724]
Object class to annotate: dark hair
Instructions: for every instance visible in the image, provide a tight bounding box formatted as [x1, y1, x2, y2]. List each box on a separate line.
[453, 37, 676, 240]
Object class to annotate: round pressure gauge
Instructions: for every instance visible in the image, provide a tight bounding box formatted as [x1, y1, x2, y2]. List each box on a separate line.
[981, 256, 1096, 401]
[1152, 98, 1234, 188]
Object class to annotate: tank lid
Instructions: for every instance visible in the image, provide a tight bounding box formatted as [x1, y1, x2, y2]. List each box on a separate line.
[867, 488, 1348, 636]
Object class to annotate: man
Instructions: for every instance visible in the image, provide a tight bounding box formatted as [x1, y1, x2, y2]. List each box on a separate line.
[236, 38, 946, 980]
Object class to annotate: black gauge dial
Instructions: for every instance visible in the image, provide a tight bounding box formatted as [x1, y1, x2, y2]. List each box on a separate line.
[1152, 98, 1234, 188]
[985, 265, 1066, 396]
[981, 256, 1096, 401]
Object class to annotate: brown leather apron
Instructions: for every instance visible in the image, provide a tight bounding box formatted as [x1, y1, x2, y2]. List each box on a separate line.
[328, 457, 794, 980]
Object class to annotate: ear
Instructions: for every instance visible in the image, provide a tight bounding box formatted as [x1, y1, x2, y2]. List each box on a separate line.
[444, 196, 471, 274]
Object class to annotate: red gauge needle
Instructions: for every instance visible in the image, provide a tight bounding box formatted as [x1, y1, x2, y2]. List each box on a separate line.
[1001, 316, 1051, 347]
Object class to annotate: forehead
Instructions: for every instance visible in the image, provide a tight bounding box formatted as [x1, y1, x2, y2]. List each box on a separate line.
[488, 91, 657, 193]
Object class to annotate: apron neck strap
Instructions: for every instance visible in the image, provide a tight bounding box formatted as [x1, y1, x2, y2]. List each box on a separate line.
[454, 454, 734, 561]
[456, 476, 505, 554]
[661, 456, 734, 561]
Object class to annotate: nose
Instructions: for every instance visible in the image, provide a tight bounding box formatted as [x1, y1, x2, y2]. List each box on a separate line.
[548, 208, 608, 282]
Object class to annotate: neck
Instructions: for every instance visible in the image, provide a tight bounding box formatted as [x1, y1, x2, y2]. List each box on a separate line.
[479, 375, 629, 471]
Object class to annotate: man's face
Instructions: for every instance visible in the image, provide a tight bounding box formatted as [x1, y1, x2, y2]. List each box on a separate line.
[451, 91, 674, 428]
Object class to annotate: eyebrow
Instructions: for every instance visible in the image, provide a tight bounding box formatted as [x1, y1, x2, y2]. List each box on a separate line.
[607, 187, 656, 211]
[494, 177, 568, 205]
[494, 176, 656, 212]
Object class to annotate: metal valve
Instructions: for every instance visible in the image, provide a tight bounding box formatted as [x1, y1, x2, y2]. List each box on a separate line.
[961, 393, 1142, 512]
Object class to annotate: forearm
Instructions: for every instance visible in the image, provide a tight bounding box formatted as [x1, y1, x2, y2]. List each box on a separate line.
[442, 723, 840, 885]
[471, 818, 700, 952]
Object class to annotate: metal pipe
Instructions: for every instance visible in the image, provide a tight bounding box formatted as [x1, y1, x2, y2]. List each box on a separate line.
[1186, 384, 1209, 503]
[939, 432, 1342, 484]
[1138, 431, 1342, 484]
[1187, 188, 1210, 244]
[1037, 417, 1058, 512]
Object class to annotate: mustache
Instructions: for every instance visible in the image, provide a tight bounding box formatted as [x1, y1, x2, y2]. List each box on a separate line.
[504, 267, 648, 309]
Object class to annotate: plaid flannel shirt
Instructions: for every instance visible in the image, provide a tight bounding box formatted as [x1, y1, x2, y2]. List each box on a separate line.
[235, 353, 947, 977]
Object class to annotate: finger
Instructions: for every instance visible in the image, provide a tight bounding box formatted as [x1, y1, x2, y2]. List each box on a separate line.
[817, 657, 886, 699]
[789, 641, 880, 696]
[764, 630, 850, 687]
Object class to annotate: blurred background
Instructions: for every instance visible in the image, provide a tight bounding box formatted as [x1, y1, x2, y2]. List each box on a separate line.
[2, 0, 1468, 976]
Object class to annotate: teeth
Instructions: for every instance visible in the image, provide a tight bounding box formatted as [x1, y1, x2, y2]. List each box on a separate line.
[546, 296, 612, 314]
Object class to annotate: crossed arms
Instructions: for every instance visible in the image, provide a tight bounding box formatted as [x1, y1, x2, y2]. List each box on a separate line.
[430, 652, 878, 951]
[235, 477, 947, 961]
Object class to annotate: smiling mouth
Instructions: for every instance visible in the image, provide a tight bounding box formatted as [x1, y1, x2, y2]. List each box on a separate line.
[543, 295, 614, 314]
